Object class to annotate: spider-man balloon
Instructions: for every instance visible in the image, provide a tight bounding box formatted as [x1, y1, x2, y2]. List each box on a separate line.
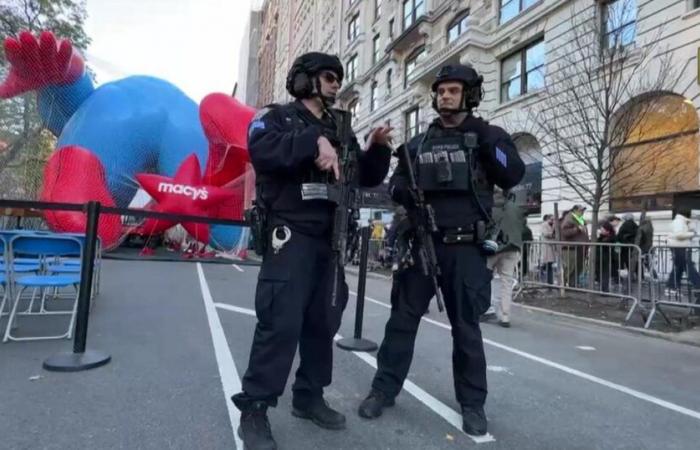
[1, 30, 256, 250]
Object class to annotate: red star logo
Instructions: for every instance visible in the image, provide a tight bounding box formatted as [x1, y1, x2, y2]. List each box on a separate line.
[135, 154, 235, 243]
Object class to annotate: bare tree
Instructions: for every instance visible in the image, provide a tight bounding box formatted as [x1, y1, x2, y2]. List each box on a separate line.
[530, 0, 685, 242]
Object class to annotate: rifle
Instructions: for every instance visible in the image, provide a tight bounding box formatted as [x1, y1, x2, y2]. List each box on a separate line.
[398, 140, 445, 312]
[327, 109, 358, 307]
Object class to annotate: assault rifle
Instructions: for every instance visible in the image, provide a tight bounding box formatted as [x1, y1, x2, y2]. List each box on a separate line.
[398, 141, 445, 312]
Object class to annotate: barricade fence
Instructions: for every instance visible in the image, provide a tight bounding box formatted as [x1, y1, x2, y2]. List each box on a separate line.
[644, 245, 700, 328]
[520, 239, 700, 328]
[518, 240, 645, 324]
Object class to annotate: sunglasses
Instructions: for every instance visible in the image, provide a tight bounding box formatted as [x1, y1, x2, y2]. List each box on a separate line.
[320, 71, 342, 86]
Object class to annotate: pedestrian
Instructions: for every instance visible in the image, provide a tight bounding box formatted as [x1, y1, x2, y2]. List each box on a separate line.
[540, 214, 556, 285]
[666, 209, 700, 292]
[487, 191, 525, 327]
[561, 205, 589, 287]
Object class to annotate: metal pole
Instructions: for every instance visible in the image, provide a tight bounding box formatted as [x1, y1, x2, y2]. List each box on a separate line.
[44, 201, 111, 372]
[73, 201, 100, 353]
[553, 203, 564, 297]
[337, 225, 378, 352]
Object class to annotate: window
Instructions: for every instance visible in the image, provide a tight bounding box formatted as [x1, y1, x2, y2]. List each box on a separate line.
[499, 0, 539, 24]
[602, 0, 637, 49]
[611, 93, 700, 210]
[375, 0, 382, 20]
[347, 54, 358, 82]
[405, 107, 420, 140]
[348, 14, 359, 42]
[386, 69, 392, 95]
[512, 134, 543, 214]
[403, 0, 425, 30]
[349, 99, 359, 125]
[389, 18, 395, 38]
[371, 81, 379, 111]
[373, 34, 381, 63]
[404, 46, 425, 87]
[447, 10, 469, 43]
[500, 39, 544, 102]
[695, 0, 700, 9]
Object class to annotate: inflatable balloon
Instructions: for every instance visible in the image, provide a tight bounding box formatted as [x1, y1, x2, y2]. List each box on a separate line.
[0, 30, 256, 250]
[135, 153, 237, 244]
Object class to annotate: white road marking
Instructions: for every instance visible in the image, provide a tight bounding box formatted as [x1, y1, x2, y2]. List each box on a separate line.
[214, 297, 495, 443]
[576, 346, 597, 351]
[487, 365, 513, 375]
[232, 264, 244, 272]
[216, 302, 257, 317]
[350, 291, 700, 422]
[333, 334, 495, 444]
[196, 263, 244, 450]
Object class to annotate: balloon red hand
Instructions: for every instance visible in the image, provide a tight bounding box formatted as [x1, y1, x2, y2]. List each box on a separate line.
[0, 30, 84, 98]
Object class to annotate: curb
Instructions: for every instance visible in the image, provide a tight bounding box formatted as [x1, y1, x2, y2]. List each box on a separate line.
[513, 302, 700, 348]
[345, 267, 700, 348]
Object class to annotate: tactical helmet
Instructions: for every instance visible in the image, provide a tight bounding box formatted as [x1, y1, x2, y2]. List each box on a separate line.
[286, 52, 344, 99]
[431, 64, 484, 111]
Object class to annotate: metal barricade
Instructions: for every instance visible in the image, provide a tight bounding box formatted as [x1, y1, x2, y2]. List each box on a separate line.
[518, 240, 644, 324]
[644, 246, 700, 328]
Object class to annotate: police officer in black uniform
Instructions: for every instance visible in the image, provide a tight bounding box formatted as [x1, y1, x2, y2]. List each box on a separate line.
[357, 64, 525, 436]
[232, 52, 392, 449]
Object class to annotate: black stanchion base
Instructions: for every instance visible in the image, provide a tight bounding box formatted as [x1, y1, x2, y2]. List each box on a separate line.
[336, 338, 378, 352]
[43, 350, 112, 372]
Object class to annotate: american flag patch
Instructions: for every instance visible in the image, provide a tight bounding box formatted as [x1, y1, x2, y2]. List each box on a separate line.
[495, 147, 507, 167]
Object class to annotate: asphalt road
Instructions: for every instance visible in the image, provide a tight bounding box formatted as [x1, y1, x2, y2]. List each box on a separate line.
[2, 260, 700, 449]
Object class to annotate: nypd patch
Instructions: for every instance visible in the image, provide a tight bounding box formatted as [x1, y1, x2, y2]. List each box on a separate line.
[248, 119, 266, 137]
[495, 147, 507, 168]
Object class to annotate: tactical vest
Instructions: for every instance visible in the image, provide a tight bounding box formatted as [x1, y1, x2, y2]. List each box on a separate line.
[415, 126, 489, 194]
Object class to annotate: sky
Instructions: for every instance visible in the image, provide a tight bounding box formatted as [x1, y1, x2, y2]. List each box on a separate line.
[84, 0, 256, 103]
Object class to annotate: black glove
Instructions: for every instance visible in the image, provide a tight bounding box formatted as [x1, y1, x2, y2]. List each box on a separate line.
[459, 116, 491, 155]
[390, 183, 415, 208]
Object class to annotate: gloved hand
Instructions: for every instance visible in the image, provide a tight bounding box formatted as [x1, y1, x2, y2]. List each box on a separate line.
[390, 183, 415, 208]
[0, 30, 84, 98]
[459, 115, 490, 153]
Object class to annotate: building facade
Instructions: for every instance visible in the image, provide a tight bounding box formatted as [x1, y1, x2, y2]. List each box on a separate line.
[250, 0, 700, 229]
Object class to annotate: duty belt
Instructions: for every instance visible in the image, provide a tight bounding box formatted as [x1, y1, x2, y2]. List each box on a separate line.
[439, 225, 476, 244]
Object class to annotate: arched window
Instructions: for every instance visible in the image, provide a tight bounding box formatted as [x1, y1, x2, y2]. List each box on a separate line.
[512, 133, 542, 214]
[404, 46, 425, 88]
[447, 10, 469, 43]
[611, 93, 700, 210]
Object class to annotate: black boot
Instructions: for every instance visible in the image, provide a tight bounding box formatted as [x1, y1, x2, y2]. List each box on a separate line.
[292, 396, 346, 430]
[461, 405, 487, 436]
[358, 389, 395, 419]
[231, 395, 277, 450]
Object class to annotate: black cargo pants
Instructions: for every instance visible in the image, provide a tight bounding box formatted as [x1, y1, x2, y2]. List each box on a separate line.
[371, 241, 491, 408]
[235, 227, 349, 409]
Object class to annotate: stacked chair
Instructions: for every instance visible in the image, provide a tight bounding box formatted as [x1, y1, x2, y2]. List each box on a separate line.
[0, 230, 100, 342]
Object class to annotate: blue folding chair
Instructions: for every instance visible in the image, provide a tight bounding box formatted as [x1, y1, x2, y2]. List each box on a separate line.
[0, 236, 8, 318]
[3, 234, 83, 342]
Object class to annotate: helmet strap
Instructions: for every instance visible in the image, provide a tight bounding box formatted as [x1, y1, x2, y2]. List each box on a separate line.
[312, 74, 336, 106]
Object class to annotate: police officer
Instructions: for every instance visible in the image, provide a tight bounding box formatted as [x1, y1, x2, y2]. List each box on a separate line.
[232, 52, 392, 449]
[357, 64, 525, 436]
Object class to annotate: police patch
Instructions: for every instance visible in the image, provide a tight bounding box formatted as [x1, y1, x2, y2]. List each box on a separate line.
[248, 119, 266, 137]
[495, 146, 507, 168]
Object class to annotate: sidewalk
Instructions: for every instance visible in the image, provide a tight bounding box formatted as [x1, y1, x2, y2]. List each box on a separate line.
[346, 265, 700, 348]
